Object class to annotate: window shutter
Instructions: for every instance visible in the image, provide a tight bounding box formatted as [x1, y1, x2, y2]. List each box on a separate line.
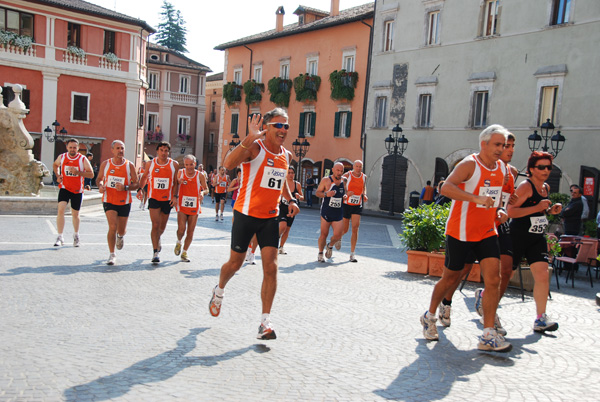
[334, 112, 340, 137]
[310, 112, 316, 136]
[299, 112, 305, 135]
[231, 114, 238, 134]
[345, 112, 352, 137]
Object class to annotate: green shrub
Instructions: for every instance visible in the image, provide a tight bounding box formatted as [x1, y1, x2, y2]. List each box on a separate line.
[223, 82, 242, 106]
[329, 70, 358, 101]
[267, 77, 292, 107]
[242, 80, 264, 106]
[293, 73, 321, 102]
[399, 203, 450, 252]
[548, 192, 570, 224]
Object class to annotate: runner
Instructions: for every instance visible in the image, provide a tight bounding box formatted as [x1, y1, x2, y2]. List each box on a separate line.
[174, 154, 208, 262]
[137, 165, 148, 210]
[198, 163, 209, 204]
[227, 168, 241, 209]
[419, 124, 511, 352]
[341, 160, 368, 262]
[278, 166, 304, 255]
[316, 162, 345, 262]
[51, 138, 94, 247]
[209, 109, 299, 340]
[96, 140, 139, 265]
[507, 151, 562, 333]
[136, 141, 179, 264]
[212, 166, 229, 221]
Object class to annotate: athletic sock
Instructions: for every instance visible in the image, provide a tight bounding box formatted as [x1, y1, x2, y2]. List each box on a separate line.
[215, 286, 224, 297]
[261, 313, 270, 324]
[442, 298, 452, 306]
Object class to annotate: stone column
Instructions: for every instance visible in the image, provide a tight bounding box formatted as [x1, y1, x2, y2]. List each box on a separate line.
[41, 71, 60, 184]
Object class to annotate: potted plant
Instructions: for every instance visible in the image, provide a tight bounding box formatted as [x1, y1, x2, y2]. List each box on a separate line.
[399, 203, 449, 275]
[223, 82, 243, 106]
[329, 69, 359, 101]
[243, 79, 264, 105]
[293, 73, 321, 102]
[267, 77, 292, 107]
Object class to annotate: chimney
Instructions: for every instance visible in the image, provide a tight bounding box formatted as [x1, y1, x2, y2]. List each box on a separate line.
[276, 6, 285, 32]
[330, 0, 340, 16]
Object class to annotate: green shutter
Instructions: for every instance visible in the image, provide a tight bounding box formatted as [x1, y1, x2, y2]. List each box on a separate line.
[231, 114, 238, 134]
[299, 112, 305, 136]
[345, 111, 352, 137]
[334, 112, 340, 137]
[310, 112, 316, 136]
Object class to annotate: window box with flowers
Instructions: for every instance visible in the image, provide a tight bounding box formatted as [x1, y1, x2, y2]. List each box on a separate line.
[267, 77, 293, 107]
[329, 70, 359, 101]
[293, 73, 321, 102]
[103, 52, 118, 64]
[0, 30, 33, 51]
[67, 46, 86, 58]
[223, 82, 243, 106]
[146, 130, 163, 142]
[243, 79, 264, 105]
[177, 133, 191, 143]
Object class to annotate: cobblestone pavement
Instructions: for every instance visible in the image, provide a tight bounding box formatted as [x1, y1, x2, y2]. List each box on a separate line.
[1, 202, 599, 401]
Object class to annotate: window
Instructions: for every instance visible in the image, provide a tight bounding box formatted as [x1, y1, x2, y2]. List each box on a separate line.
[0, 8, 33, 37]
[233, 69, 242, 85]
[472, 91, 489, 127]
[230, 113, 239, 134]
[539, 86, 558, 126]
[483, 0, 499, 36]
[177, 116, 190, 135]
[280, 61, 290, 79]
[147, 113, 158, 132]
[179, 75, 190, 94]
[374, 96, 387, 128]
[104, 30, 116, 54]
[148, 72, 158, 91]
[427, 11, 440, 45]
[138, 104, 144, 128]
[210, 101, 216, 122]
[209, 133, 215, 153]
[67, 22, 81, 48]
[334, 111, 352, 138]
[418, 94, 432, 128]
[299, 112, 316, 136]
[254, 65, 262, 83]
[343, 55, 355, 72]
[383, 20, 394, 51]
[551, 0, 571, 25]
[307, 55, 319, 75]
[72, 93, 89, 122]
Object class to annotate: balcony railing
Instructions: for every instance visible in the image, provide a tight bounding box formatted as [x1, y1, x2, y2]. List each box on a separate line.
[0, 43, 36, 57]
[147, 90, 160, 100]
[99, 57, 121, 71]
[170, 92, 198, 104]
[63, 52, 87, 66]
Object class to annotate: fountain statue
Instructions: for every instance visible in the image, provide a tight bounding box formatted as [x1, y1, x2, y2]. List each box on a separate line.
[0, 85, 49, 196]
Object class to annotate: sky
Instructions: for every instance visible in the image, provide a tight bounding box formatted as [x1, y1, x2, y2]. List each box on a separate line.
[87, 0, 372, 75]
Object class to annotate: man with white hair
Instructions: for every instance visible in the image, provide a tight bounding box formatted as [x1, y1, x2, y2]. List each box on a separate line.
[316, 162, 346, 262]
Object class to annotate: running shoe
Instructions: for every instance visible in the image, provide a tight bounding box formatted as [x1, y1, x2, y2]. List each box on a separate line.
[220, 214, 224, 221]
[334, 239, 342, 250]
[247, 253, 256, 265]
[257, 320, 277, 340]
[180, 251, 190, 262]
[420, 312, 439, 341]
[174, 241, 182, 256]
[215, 215, 219, 221]
[474, 288, 484, 317]
[73, 234, 80, 247]
[245, 249, 252, 262]
[438, 303, 452, 327]
[349, 253, 358, 263]
[209, 286, 223, 317]
[318, 252, 325, 263]
[54, 236, 64, 247]
[152, 252, 160, 264]
[495, 314, 507, 336]
[325, 244, 333, 259]
[534, 313, 559, 333]
[478, 329, 512, 352]
[106, 254, 116, 266]
[278, 247, 287, 255]
[116, 235, 124, 250]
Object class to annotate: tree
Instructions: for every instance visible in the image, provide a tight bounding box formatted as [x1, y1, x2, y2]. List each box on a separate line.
[155, 1, 188, 53]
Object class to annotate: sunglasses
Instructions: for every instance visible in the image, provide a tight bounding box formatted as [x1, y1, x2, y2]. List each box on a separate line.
[267, 122, 290, 130]
[534, 165, 553, 171]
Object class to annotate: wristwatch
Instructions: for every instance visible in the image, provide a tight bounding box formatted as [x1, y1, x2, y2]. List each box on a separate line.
[289, 198, 298, 205]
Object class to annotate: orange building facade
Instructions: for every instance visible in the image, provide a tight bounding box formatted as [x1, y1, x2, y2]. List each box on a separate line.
[0, 0, 153, 181]
[203, 72, 223, 172]
[215, 2, 374, 190]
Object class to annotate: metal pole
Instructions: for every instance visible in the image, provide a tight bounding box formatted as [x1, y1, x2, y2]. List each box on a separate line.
[389, 143, 397, 216]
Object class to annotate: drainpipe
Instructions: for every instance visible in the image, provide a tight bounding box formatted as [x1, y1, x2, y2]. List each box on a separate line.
[360, 2, 376, 168]
[243, 45, 253, 137]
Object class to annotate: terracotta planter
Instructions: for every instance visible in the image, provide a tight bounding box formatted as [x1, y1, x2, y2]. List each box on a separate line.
[406, 250, 429, 274]
[428, 252, 446, 277]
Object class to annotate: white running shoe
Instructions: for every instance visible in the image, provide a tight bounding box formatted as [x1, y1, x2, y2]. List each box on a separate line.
[257, 319, 277, 340]
[174, 241, 182, 256]
[420, 312, 439, 341]
[215, 215, 219, 221]
[318, 253, 325, 263]
[438, 303, 452, 327]
[325, 244, 333, 259]
[534, 313, 559, 333]
[478, 329, 512, 352]
[334, 239, 342, 250]
[73, 234, 80, 247]
[106, 254, 116, 266]
[152, 252, 160, 264]
[247, 253, 256, 265]
[278, 247, 287, 255]
[220, 214, 224, 221]
[349, 253, 358, 262]
[474, 288, 484, 317]
[54, 236, 64, 247]
[116, 235, 124, 250]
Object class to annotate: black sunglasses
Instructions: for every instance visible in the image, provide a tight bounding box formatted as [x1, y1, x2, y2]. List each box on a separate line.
[534, 165, 552, 171]
[267, 122, 290, 130]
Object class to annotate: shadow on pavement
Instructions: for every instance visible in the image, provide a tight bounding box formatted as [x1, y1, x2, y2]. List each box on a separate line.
[0, 260, 180, 276]
[63, 327, 267, 402]
[180, 268, 221, 278]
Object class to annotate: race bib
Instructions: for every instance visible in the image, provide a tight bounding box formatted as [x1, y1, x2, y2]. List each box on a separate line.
[219, 181, 227, 188]
[501, 192, 511, 208]
[107, 175, 125, 189]
[476, 186, 502, 208]
[348, 195, 361, 204]
[529, 216, 548, 234]
[181, 195, 197, 208]
[329, 197, 342, 208]
[64, 167, 79, 177]
[154, 177, 169, 190]
[260, 167, 286, 190]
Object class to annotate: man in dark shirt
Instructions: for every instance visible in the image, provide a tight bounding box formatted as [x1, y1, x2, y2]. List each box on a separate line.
[562, 185, 583, 235]
[305, 172, 315, 207]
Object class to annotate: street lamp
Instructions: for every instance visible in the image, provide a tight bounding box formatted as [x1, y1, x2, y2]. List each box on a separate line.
[44, 120, 68, 162]
[528, 118, 566, 157]
[384, 124, 408, 216]
[229, 133, 240, 150]
[292, 132, 310, 182]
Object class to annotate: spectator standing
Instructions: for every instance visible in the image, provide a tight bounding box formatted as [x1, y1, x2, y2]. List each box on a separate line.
[561, 185, 584, 235]
[305, 172, 315, 208]
[420, 180, 435, 205]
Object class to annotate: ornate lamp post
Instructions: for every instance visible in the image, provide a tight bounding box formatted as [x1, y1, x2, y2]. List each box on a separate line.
[528, 118, 566, 157]
[44, 120, 67, 159]
[384, 124, 408, 216]
[292, 133, 310, 182]
[229, 133, 240, 150]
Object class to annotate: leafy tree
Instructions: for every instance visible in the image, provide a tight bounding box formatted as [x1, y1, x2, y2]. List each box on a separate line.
[155, 1, 188, 53]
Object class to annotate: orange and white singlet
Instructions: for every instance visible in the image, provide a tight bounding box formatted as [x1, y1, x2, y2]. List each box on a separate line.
[344, 172, 366, 206]
[59, 152, 86, 194]
[147, 158, 176, 201]
[214, 174, 229, 194]
[500, 165, 515, 208]
[177, 169, 203, 215]
[234, 139, 292, 219]
[101, 158, 132, 205]
[445, 154, 506, 242]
